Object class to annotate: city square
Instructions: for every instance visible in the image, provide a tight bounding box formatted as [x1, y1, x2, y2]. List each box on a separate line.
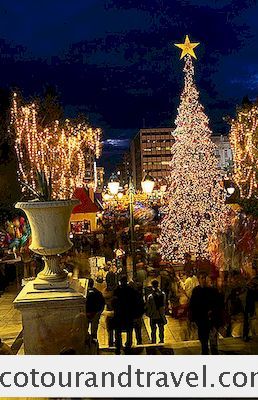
[0, 1, 257, 361]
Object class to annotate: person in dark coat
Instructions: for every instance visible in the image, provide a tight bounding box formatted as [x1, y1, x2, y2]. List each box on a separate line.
[106, 265, 118, 292]
[112, 275, 139, 354]
[92, 236, 100, 255]
[146, 280, 166, 344]
[85, 278, 105, 340]
[189, 272, 224, 354]
[129, 281, 145, 345]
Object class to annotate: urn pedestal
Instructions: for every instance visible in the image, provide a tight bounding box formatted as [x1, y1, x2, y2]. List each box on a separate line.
[13, 279, 88, 355]
[13, 199, 90, 354]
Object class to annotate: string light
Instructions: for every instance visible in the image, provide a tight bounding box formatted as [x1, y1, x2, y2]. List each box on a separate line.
[12, 94, 102, 200]
[229, 105, 258, 199]
[158, 54, 228, 262]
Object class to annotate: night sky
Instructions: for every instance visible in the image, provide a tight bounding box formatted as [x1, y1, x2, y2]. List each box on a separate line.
[0, 0, 257, 172]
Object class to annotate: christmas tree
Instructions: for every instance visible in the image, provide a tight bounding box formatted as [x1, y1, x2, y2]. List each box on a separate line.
[159, 36, 227, 263]
[230, 100, 258, 199]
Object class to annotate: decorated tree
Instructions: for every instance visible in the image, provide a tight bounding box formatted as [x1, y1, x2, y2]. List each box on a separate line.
[229, 100, 258, 199]
[159, 36, 228, 263]
[11, 93, 102, 199]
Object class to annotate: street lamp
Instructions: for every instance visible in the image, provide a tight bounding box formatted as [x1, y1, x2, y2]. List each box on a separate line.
[103, 193, 111, 201]
[117, 191, 124, 200]
[130, 174, 154, 277]
[226, 186, 235, 196]
[106, 173, 155, 279]
[108, 173, 120, 195]
[223, 175, 235, 197]
[141, 173, 155, 195]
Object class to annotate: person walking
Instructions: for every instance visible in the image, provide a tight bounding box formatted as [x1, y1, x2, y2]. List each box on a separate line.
[112, 276, 139, 354]
[189, 272, 224, 355]
[105, 304, 116, 348]
[160, 269, 171, 314]
[146, 280, 166, 344]
[85, 278, 105, 340]
[136, 262, 147, 292]
[129, 280, 145, 345]
[169, 268, 179, 307]
[179, 270, 199, 300]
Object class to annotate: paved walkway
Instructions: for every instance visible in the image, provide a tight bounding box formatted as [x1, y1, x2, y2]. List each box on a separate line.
[0, 284, 22, 351]
[98, 314, 258, 355]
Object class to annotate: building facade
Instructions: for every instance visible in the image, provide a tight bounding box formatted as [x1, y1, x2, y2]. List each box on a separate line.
[130, 128, 174, 189]
[131, 128, 232, 189]
[96, 166, 105, 192]
[211, 135, 233, 172]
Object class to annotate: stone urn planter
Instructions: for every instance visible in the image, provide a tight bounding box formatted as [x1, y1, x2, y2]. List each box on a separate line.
[15, 199, 79, 289]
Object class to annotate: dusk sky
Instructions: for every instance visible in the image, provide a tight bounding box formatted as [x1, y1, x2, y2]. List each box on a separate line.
[0, 0, 257, 171]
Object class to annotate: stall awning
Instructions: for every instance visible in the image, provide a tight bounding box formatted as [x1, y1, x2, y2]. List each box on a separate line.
[72, 187, 99, 214]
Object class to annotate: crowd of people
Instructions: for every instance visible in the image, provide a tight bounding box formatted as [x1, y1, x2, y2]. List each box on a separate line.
[85, 271, 167, 355]
[1, 222, 257, 356]
[85, 260, 258, 355]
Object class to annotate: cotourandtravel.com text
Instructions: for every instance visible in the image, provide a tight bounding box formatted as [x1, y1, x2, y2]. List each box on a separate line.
[1, 365, 258, 389]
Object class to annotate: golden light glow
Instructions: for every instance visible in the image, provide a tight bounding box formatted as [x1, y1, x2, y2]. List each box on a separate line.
[229, 105, 258, 199]
[103, 191, 148, 210]
[141, 176, 155, 195]
[12, 94, 102, 199]
[158, 54, 228, 262]
[107, 182, 119, 196]
[174, 35, 200, 60]
[103, 193, 111, 201]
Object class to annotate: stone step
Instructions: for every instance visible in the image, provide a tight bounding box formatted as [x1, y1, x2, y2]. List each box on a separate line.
[99, 337, 258, 355]
[99, 343, 173, 355]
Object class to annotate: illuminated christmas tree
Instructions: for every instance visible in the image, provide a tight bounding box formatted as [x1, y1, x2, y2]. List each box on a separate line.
[159, 36, 227, 262]
[230, 100, 258, 199]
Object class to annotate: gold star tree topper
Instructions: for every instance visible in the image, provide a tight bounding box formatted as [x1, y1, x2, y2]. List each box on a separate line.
[175, 35, 200, 59]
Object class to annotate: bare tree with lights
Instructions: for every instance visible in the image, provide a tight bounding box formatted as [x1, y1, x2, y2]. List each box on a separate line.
[229, 100, 258, 199]
[159, 36, 228, 263]
[11, 93, 102, 200]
